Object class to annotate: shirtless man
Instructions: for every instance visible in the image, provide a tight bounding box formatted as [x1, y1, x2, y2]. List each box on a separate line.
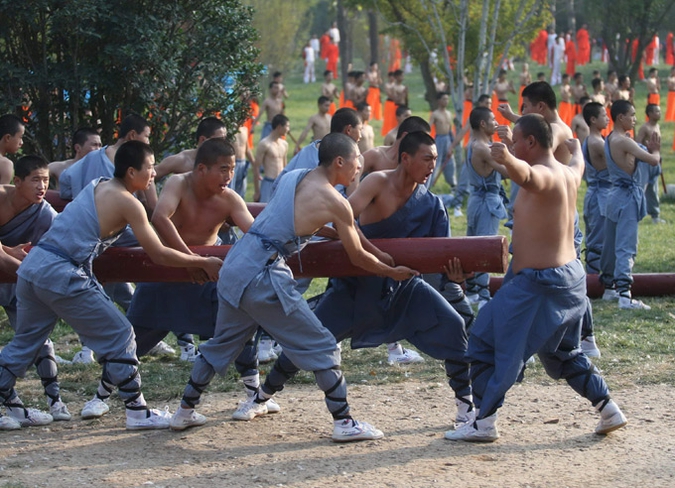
[614, 75, 634, 103]
[321, 71, 339, 111]
[558, 74, 574, 127]
[520, 62, 532, 88]
[170, 132, 417, 441]
[0, 140, 222, 431]
[349, 71, 368, 106]
[252, 82, 284, 140]
[428, 92, 456, 188]
[571, 97, 591, 143]
[447, 114, 627, 442]
[361, 116, 431, 177]
[231, 125, 254, 198]
[48, 127, 102, 188]
[253, 113, 289, 202]
[272, 72, 290, 100]
[356, 102, 375, 154]
[383, 105, 412, 146]
[154, 117, 227, 181]
[590, 78, 607, 106]
[600, 100, 660, 310]
[645, 68, 661, 106]
[635, 104, 665, 224]
[0, 115, 25, 184]
[571, 73, 589, 106]
[605, 70, 618, 101]
[390, 69, 409, 107]
[295, 97, 332, 152]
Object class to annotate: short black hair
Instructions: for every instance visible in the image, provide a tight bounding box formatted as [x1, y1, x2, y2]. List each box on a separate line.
[396, 116, 431, 140]
[318, 132, 357, 167]
[318, 96, 330, 105]
[398, 131, 436, 164]
[591, 78, 602, 90]
[436, 91, 449, 99]
[14, 155, 48, 180]
[469, 107, 493, 130]
[271, 114, 289, 130]
[119, 114, 149, 139]
[646, 103, 659, 117]
[72, 127, 99, 148]
[515, 114, 552, 149]
[477, 94, 491, 105]
[522, 81, 557, 109]
[0, 114, 24, 138]
[195, 138, 235, 168]
[114, 140, 153, 178]
[330, 108, 361, 133]
[323, 70, 332, 77]
[196, 116, 226, 142]
[618, 75, 629, 86]
[355, 101, 370, 112]
[583, 102, 605, 126]
[395, 105, 411, 118]
[610, 99, 633, 122]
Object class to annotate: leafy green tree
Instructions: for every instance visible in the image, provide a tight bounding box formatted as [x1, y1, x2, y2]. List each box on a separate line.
[0, 0, 261, 160]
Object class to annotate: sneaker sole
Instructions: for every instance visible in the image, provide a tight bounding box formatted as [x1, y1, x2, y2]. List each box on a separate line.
[332, 432, 384, 443]
[170, 420, 207, 431]
[596, 419, 627, 435]
[126, 422, 171, 431]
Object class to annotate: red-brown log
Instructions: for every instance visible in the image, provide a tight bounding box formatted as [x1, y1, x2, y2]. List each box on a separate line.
[489, 273, 675, 298]
[0, 237, 508, 283]
[44, 190, 266, 218]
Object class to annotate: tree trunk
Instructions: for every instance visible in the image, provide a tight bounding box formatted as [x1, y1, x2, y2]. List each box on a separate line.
[567, 0, 576, 36]
[368, 10, 378, 65]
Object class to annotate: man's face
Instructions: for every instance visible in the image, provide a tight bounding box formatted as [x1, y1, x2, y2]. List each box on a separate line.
[75, 134, 102, 160]
[341, 149, 362, 183]
[511, 126, 530, 160]
[484, 112, 498, 135]
[15, 168, 49, 204]
[131, 126, 151, 144]
[403, 143, 438, 185]
[204, 155, 235, 191]
[359, 106, 371, 122]
[521, 97, 538, 116]
[319, 101, 331, 114]
[345, 122, 363, 143]
[650, 106, 661, 122]
[4, 125, 25, 154]
[131, 154, 156, 190]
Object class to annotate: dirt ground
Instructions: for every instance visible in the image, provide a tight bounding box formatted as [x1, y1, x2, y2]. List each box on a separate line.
[1, 381, 674, 488]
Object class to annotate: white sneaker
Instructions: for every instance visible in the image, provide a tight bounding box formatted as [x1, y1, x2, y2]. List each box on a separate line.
[232, 398, 268, 421]
[148, 341, 176, 356]
[465, 293, 480, 304]
[257, 339, 277, 363]
[272, 342, 283, 356]
[454, 396, 476, 429]
[332, 418, 384, 442]
[50, 401, 72, 421]
[388, 346, 424, 365]
[72, 347, 95, 364]
[170, 408, 207, 431]
[581, 336, 601, 358]
[6, 406, 53, 427]
[81, 398, 110, 419]
[453, 207, 463, 217]
[266, 397, 281, 414]
[180, 344, 198, 362]
[618, 297, 651, 310]
[445, 414, 499, 442]
[595, 400, 627, 435]
[652, 217, 666, 224]
[126, 408, 172, 430]
[54, 355, 72, 365]
[602, 289, 619, 301]
[0, 415, 21, 430]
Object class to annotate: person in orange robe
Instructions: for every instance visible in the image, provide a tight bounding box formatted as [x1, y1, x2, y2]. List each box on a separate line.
[244, 99, 259, 150]
[325, 41, 339, 78]
[576, 25, 590, 65]
[665, 66, 675, 122]
[388, 38, 401, 72]
[645, 37, 656, 68]
[319, 32, 330, 61]
[565, 34, 576, 76]
[366, 62, 382, 120]
[666, 32, 674, 65]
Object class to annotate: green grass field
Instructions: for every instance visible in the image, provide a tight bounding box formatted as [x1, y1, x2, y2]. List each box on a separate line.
[0, 58, 673, 416]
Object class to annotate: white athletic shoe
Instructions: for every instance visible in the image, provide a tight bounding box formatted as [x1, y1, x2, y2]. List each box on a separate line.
[618, 297, 651, 310]
[232, 398, 268, 421]
[72, 347, 95, 364]
[465, 293, 480, 304]
[126, 408, 172, 430]
[266, 397, 281, 414]
[453, 207, 463, 217]
[81, 398, 110, 419]
[602, 289, 620, 301]
[388, 345, 424, 365]
[332, 418, 384, 442]
[6, 406, 53, 427]
[595, 400, 627, 435]
[180, 343, 198, 362]
[652, 217, 666, 224]
[454, 396, 476, 429]
[170, 408, 207, 431]
[272, 342, 283, 356]
[50, 401, 72, 421]
[0, 415, 21, 430]
[445, 414, 499, 442]
[581, 336, 601, 358]
[257, 339, 278, 363]
[54, 355, 72, 365]
[148, 341, 176, 356]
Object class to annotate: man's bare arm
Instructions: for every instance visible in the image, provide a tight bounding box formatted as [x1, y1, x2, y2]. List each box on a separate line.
[227, 193, 255, 233]
[490, 142, 556, 191]
[0, 159, 13, 184]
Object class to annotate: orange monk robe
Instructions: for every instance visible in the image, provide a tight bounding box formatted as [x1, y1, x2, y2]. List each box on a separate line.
[244, 100, 259, 150]
[319, 34, 330, 60]
[328, 102, 336, 116]
[565, 40, 576, 76]
[648, 93, 661, 106]
[338, 90, 345, 108]
[645, 37, 656, 67]
[325, 43, 339, 78]
[666, 32, 674, 65]
[367, 86, 382, 120]
[666, 91, 675, 122]
[631, 39, 644, 80]
[462, 99, 472, 146]
[389, 39, 402, 72]
[558, 101, 574, 128]
[382, 99, 397, 136]
[576, 28, 590, 65]
[492, 94, 511, 142]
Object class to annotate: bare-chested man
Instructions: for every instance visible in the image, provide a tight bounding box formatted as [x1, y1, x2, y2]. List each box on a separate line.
[383, 105, 412, 146]
[571, 97, 591, 143]
[590, 78, 607, 106]
[49, 127, 102, 188]
[349, 71, 368, 106]
[253, 82, 284, 140]
[0, 115, 25, 184]
[493, 70, 516, 104]
[361, 116, 430, 177]
[154, 117, 227, 181]
[447, 114, 627, 442]
[390, 69, 409, 107]
[322, 70, 339, 114]
[636, 104, 664, 224]
[356, 102, 375, 154]
[254, 113, 289, 202]
[605, 70, 618, 101]
[519, 62, 532, 89]
[645, 68, 661, 107]
[571, 73, 589, 106]
[428, 92, 457, 188]
[295, 96, 332, 152]
[231, 125, 254, 199]
[614, 75, 634, 103]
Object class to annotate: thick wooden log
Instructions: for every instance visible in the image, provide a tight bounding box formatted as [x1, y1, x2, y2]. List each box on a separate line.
[0, 236, 508, 283]
[45, 190, 265, 217]
[489, 273, 675, 298]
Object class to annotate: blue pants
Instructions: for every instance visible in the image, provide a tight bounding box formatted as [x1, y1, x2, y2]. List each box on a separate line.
[429, 133, 456, 188]
[230, 159, 249, 199]
[599, 206, 639, 296]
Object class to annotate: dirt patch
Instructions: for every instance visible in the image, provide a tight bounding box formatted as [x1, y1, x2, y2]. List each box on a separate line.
[1, 381, 674, 487]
